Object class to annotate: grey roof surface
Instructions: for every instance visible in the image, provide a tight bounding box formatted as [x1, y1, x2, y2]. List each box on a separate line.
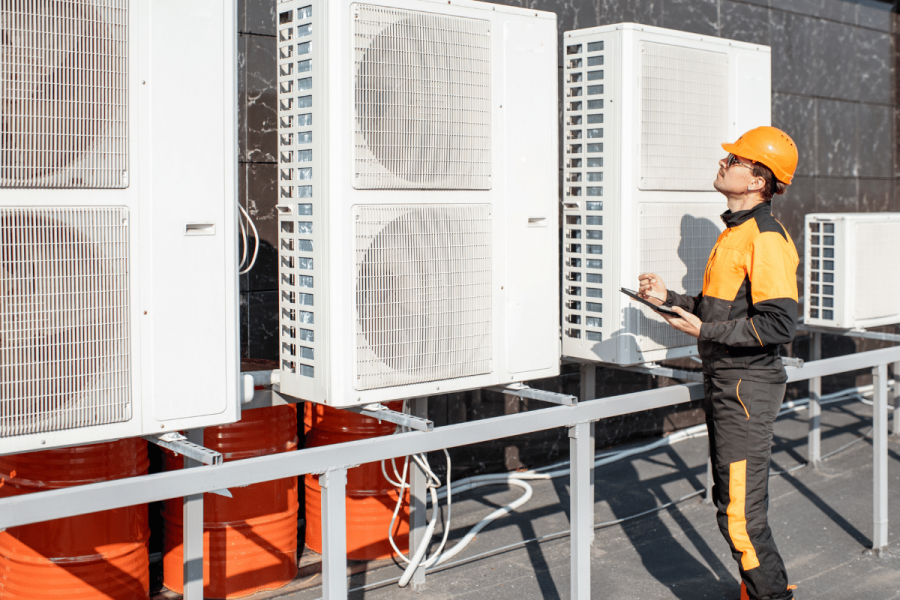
[275, 394, 900, 600]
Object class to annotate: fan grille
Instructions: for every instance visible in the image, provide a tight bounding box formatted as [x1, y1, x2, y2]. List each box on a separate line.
[353, 5, 491, 190]
[639, 42, 727, 191]
[0, 0, 128, 188]
[355, 204, 492, 390]
[0, 207, 131, 437]
[638, 202, 723, 351]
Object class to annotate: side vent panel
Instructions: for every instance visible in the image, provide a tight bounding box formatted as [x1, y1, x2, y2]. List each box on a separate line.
[352, 5, 492, 190]
[354, 204, 493, 390]
[277, 1, 319, 383]
[0, 207, 132, 437]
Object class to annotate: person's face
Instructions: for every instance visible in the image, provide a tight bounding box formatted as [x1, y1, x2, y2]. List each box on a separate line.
[713, 153, 758, 196]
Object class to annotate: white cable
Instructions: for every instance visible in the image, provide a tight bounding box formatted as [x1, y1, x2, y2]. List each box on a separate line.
[237, 209, 248, 270]
[238, 204, 259, 274]
[398, 483, 439, 587]
[430, 478, 533, 567]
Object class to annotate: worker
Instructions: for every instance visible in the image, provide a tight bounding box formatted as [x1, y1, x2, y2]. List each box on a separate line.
[638, 126, 800, 600]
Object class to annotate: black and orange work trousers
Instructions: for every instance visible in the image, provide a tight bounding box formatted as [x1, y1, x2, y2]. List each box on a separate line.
[704, 376, 793, 600]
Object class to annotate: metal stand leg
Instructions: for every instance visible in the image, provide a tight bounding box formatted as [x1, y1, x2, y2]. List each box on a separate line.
[321, 468, 348, 600]
[569, 421, 593, 600]
[579, 364, 596, 403]
[579, 364, 597, 544]
[808, 332, 822, 467]
[409, 397, 429, 590]
[873, 364, 889, 554]
[892, 361, 900, 437]
[183, 428, 205, 600]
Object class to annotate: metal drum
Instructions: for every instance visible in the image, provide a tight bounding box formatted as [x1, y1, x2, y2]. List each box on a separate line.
[304, 401, 409, 560]
[0, 438, 150, 599]
[162, 404, 299, 598]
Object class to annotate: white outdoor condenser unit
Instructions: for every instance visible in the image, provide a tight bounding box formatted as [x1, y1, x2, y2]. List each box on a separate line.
[0, 1, 240, 455]
[560, 24, 771, 365]
[275, 0, 560, 406]
[803, 213, 900, 329]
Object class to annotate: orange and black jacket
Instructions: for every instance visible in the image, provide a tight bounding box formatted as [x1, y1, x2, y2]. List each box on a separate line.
[664, 202, 799, 384]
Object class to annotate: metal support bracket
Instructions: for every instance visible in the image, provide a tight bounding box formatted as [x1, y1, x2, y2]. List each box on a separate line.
[343, 403, 434, 432]
[143, 432, 223, 466]
[488, 382, 578, 406]
[604, 362, 704, 383]
[781, 356, 804, 368]
[798, 324, 900, 344]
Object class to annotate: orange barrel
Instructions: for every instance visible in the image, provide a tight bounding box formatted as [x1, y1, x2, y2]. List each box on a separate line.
[304, 401, 409, 560]
[162, 404, 299, 599]
[0, 438, 150, 600]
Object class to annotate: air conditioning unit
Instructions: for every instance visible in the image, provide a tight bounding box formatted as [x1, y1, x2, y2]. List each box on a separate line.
[803, 213, 900, 329]
[560, 23, 771, 365]
[275, 0, 559, 406]
[0, 1, 240, 455]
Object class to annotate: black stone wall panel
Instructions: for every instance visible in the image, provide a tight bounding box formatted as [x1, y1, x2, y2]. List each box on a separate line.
[248, 290, 279, 361]
[858, 103, 893, 178]
[663, 0, 719, 36]
[857, 30, 893, 105]
[771, 10, 824, 96]
[593, 0, 663, 26]
[816, 99, 861, 177]
[720, 0, 771, 47]
[244, 162, 279, 293]
[773, 93, 817, 178]
[816, 176, 860, 212]
[243, 34, 277, 164]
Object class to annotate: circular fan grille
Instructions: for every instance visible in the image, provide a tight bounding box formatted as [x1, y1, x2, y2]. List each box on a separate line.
[0, 1, 127, 187]
[354, 205, 493, 391]
[356, 211, 430, 373]
[353, 6, 491, 190]
[0, 208, 131, 437]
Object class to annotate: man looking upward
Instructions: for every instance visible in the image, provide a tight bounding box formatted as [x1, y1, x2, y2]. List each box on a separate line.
[638, 126, 800, 600]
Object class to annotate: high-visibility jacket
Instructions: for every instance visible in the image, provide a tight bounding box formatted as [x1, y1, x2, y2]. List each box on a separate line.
[665, 201, 799, 383]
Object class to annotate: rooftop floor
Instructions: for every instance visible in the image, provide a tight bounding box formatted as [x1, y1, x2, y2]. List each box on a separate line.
[267, 391, 900, 600]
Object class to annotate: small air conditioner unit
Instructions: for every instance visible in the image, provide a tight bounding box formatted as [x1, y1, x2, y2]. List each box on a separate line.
[560, 23, 771, 365]
[275, 0, 560, 406]
[0, 1, 240, 455]
[803, 213, 900, 329]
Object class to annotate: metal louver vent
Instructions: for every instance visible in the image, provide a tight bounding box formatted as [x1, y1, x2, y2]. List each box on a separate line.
[639, 42, 727, 191]
[353, 5, 491, 190]
[354, 204, 492, 390]
[0, 208, 131, 437]
[0, 1, 128, 188]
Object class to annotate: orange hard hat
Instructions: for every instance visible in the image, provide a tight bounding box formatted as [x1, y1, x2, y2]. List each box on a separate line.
[721, 126, 798, 185]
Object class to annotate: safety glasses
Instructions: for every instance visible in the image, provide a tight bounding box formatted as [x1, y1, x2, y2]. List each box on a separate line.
[726, 153, 755, 171]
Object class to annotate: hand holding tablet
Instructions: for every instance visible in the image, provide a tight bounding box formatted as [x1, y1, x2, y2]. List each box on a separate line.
[620, 287, 679, 315]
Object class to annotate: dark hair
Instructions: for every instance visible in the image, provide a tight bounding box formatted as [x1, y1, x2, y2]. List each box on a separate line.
[751, 161, 787, 201]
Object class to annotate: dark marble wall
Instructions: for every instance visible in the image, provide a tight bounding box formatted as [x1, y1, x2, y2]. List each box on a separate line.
[235, 0, 897, 471]
[238, 1, 279, 359]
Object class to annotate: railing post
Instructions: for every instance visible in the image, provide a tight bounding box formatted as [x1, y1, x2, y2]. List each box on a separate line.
[321, 467, 349, 600]
[892, 361, 900, 437]
[409, 397, 429, 590]
[183, 428, 205, 600]
[580, 364, 597, 543]
[569, 420, 593, 599]
[808, 331, 822, 466]
[872, 363, 889, 554]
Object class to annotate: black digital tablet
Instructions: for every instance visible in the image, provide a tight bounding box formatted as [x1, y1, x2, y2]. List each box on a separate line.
[620, 288, 679, 316]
